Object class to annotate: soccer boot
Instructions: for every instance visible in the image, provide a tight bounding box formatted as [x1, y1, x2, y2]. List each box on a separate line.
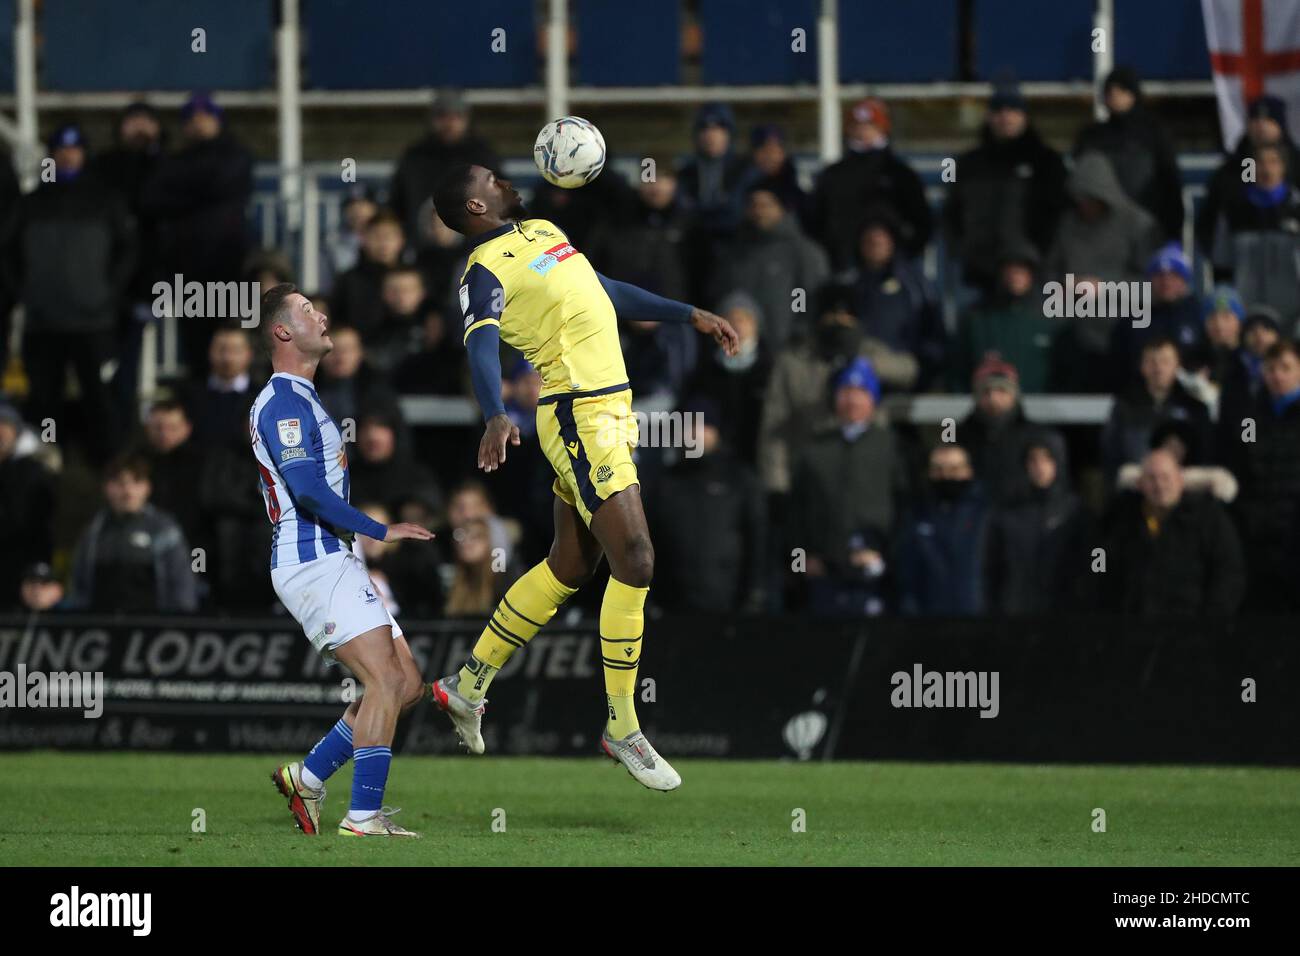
[271, 761, 325, 835]
[337, 808, 421, 838]
[430, 675, 486, 755]
[600, 729, 682, 792]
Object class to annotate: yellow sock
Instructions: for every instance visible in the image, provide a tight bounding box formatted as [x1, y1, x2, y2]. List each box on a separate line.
[456, 559, 577, 702]
[600, 576, 648, 739]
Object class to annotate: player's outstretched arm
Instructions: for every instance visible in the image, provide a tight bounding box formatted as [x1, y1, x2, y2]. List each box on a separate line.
[596, 272, 739, 356]
[281, 466, 432, 542]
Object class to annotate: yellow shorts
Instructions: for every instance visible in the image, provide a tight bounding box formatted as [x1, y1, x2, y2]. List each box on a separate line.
[536, 387, 639, 526]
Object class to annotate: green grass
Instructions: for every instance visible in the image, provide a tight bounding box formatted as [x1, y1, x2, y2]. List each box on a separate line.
[0, 752, 1296, 866]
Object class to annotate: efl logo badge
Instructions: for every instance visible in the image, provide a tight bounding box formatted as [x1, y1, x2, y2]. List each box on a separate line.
[459, 283, 470, 314]
[277, 418, 302, 447]
[528, 242, 578, 276]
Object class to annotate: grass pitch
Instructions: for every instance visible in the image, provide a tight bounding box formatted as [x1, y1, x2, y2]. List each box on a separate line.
[0, 752, 1296, 866]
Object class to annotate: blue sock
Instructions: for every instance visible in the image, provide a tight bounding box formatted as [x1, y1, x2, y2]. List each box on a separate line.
[350, 746, 392, 818]
[303, 718, 353, 786]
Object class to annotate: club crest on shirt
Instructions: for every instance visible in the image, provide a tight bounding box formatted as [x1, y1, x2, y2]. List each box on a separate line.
[277, 418, 302, 447]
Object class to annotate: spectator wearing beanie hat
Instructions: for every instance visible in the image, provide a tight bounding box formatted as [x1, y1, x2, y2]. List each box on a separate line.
[1197, 285, 1247, 390]
[1108, 242, 1205, 390]
[6, 119, 137, 465]
[944, 81, 1069, 295]
[1217, 305, 1282, 458]
[808, 97, 932, 269]
[738, 124, 808, 220]
[984, 429, 1089, 615]
[1074, 65, 1184, 241]
[790, 356, 906, 615]
[958, 354, 1052, 505]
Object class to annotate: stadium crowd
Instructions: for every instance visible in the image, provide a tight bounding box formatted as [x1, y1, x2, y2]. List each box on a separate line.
[1, 70, 1297, 620]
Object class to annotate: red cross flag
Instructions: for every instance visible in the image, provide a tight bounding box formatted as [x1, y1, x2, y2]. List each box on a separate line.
[1204, 0, 1300, 148]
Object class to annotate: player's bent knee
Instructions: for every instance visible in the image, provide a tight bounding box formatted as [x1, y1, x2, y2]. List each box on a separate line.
[400, 659, 425, 709]
[620, 534, 654, 588]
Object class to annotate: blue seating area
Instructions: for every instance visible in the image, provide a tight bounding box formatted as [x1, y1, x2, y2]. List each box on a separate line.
[42, 0, 273, 91]
[575, 0, 680, 86]
[19, 1, 1212, 91]
[302, 0, 537, 89]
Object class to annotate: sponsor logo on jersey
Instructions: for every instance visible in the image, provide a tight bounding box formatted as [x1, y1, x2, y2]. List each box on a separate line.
[360, 584, 377, 604]
[280, 447, 307, 462]
[565, 440, 581, 458]
[277, 418, 302, 447]
[464, 312, 475, 329]
[528, 242, 577, 276]
[502, 250, 515, 257]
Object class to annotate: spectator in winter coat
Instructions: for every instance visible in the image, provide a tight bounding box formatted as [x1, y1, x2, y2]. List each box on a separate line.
[1044, 151, 1162, 285]
[944, 84, 1068, 295]
[791, 358, 906, 617]
[1108, 243, 1206, 391]
[758, 287, 918, 495]
[390, 89, 500, 248]
[648, 402, 767, 613]
[141, 94, 252, 373]
[738, 124, 809, 224]
[68, 455, 198, 613]
[984, 431, 1088, 615]
[895, 443, 989, 616]
[586, 171, 691, 303]
[330, 209, 407, 336]
[1213, 141, 1300, 328]
[1073, 66, 1185, 241]
[1216, 307, 1281, 458]
[5, 123, 137, 464]
[1102, 337, 1214, 481]
[808, 98, 932, 269]
[844, 208, 946, 389]
[678, 102, 750, 300]
[711, 183, 829, 349]
[683, 291, 772, 466]
[1197, 94, 1300, 266]
[1097, 448, 1245, 616]
[958, 356, 1048, 506]
[949, 240, 1058, 393]
[1224, 338, 1300, 608]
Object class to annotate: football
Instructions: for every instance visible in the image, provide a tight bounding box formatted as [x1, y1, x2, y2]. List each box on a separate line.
[533, 116, 606, 188]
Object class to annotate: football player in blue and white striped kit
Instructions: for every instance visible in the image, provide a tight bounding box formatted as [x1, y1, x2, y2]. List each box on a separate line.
[255, 283, 435, 838]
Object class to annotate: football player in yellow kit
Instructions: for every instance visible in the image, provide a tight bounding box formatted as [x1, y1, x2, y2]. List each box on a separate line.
[428, 164, 737, 790]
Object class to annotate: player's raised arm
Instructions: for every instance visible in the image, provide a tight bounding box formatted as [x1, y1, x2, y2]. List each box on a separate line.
[459, 261, 521, 471]
[595, 271, 740, 356]
[258, 397, 431, 542]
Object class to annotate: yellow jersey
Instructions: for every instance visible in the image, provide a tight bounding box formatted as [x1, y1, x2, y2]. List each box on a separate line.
[458, 218, 630, 402]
